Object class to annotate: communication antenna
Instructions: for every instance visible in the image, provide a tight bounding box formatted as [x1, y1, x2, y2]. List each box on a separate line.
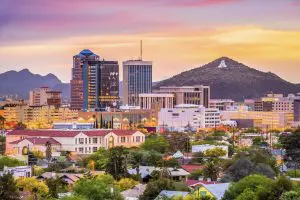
[140, 40, 143, 60]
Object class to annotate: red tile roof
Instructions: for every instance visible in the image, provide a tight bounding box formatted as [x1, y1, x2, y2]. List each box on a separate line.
[10, 137, 61, 145]
[181, 165, 204, 173]
[7, 129, 139, 137]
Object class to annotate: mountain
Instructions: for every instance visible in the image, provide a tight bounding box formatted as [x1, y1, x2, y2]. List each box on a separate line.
[154, 57, 300, 101]
[0, 69, 70, 99]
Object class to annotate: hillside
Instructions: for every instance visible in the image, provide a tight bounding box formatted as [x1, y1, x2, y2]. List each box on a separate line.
[0, 69, 70, 98]
[154, 57, 300, 101]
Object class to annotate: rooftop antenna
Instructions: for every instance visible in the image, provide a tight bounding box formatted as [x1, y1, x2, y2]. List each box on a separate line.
[140, 40, 143, 60]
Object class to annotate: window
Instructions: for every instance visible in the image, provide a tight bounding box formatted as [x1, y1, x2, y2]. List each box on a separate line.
[75, 138, 77, 144]
[136, 136, 141, 142]
[79, 148, 83, 153]
[85, 138, 87, 144]
[93, 138, 98, 144]
[89, 138, 91, 144]
[93, 147, 97, 152]
[75, 148, 77, 152]
[121, 137, 126, 143]
[79, 138, 84, 144]
[172, 113, 179, 116]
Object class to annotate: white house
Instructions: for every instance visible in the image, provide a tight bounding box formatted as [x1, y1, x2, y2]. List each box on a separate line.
[0, 166, 32, 178]
[6, 130, 146, 155]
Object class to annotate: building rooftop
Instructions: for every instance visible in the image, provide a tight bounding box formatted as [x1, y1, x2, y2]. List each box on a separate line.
[7, 129, 141, 137]
[10, 137, 61, 145]
[156, 190, 189, 199]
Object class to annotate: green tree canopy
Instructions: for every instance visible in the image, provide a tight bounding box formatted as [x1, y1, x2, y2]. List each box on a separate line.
[0, 156, 25, 170]
[141, 135, 169, 154]
[105, 146, 129, 180]
[73, 174, 122, 200]
[140, 178, 176, 200]
[0, 173, 20, 200]
[222, 175, 293, 200]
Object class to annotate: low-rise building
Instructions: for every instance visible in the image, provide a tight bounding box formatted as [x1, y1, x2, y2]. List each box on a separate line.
[0, 166, 32, 178]
[221, 110, 294, 130]
[2, 105, 78, 129]
[153, 85, 210, 108]
[158, 104, 220, 131]
[209, 99, 234, 111]
[139, 93, 174, 109]
[6, 129, 145, 155]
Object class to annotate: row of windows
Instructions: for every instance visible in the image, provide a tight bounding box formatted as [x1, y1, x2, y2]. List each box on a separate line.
[75, 147, 98, 153]
[75, 137, 100, 145]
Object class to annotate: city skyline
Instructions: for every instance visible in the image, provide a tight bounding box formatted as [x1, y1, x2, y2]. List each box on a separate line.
[1, 0, 300, 83]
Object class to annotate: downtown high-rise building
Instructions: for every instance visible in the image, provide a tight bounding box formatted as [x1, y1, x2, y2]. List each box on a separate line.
[70, 49, 119, 111]
[123, 60, 152, 106]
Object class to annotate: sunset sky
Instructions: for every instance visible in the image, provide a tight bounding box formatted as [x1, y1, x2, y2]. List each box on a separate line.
[0, 0, 300, 83]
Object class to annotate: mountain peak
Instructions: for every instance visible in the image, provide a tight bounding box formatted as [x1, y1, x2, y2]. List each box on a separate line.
[217, 59, 228, 68]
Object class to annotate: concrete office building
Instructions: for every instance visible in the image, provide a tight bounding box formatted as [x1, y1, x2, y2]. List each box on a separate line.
[123, 60, 152, 106]
[29, 87, 50, 106]
[294, 98, 300, 122]
[220, 110, 294, 130]
[70, 49, 119, 111]
[139, 93, 174, 109]
[209, 99, 234, 111]
[158, 104, 220, 131]
[154, 85, 210, 108]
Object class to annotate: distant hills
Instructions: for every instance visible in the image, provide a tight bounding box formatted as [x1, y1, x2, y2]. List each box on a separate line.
[154, 57, 300, 101]
[1, 58, 299, 101]
[0, 69, 70, 99]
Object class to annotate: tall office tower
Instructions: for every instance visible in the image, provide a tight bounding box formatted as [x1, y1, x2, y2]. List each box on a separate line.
[71, 49, 119, 111]
[71, 49, 100, 110]
[123, 60, 152, 106]
[98, 60, 119, 108]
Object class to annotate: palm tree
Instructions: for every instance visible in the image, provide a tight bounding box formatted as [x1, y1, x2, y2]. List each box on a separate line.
[0, 115, 5, 130]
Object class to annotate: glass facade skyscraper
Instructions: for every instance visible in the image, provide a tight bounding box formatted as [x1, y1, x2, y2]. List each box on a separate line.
[71, 49, 119, 111]
[123, 60, 152, 106]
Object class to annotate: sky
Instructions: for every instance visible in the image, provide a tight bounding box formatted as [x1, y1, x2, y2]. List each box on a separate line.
[0, 0, 300, 83]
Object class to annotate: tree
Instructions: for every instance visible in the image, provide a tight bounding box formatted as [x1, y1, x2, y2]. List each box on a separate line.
[105, 146, 129, 180]
[222, 175, 274, 200]
[32, 150, 45, 159]
[280, 129, 300, 167]
[14, 122, 26, 130]
[45, 141, 52, 161]
[116, 178, 138, 191]
[0, 173, 20, 200]
[44, 178, 68, 198]
[204, 147, 226, 157]
[87, 148, 108, 170]
[223, 175, 293, 200]
[0, 156, 25, 170]
[165, 133, 190, 153]
[141, 135, 169, 154]
[129, 150, 144, 175]
[192, 152, 205, 164]
[0, 135, 6, 155]
[140, 178, 175, 200]
[16, 177, 49, 199]
[0, 115, 5, 130]
[73, 174, 123, 200]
